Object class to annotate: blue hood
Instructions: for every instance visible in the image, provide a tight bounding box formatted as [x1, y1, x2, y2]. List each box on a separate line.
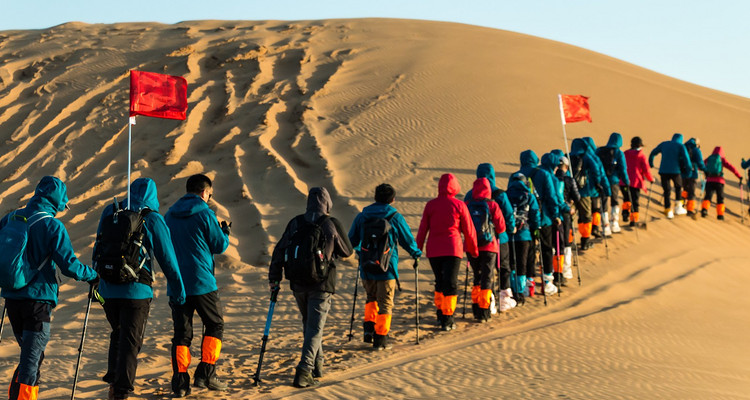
[127, 178, 160, 212]
[685, 138, 697, 150]
[27, 176, 68, 215]
[520, 150, 539, 168]
[672, 133, 684, 143]
[540, 152, 561, 172]
[507, 178, 530, 194]
[606, 132, 623, 148]
[571, 138, 587, 156]
[168, 193, 208, 218]
[476, 163, 497, 189]
[583, 137, 597, 153]
[551, 149, 565, 159]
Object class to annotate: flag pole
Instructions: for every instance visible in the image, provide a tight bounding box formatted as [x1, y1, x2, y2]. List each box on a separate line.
[127, 116, 134, 209]
[558, 94, 570, 158]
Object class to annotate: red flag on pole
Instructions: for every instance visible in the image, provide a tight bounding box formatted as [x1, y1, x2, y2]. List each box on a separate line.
[129, 70, 188, 120]
[559, 94, 591, 124]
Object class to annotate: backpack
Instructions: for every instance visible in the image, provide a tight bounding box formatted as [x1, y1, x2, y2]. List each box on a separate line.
[359, 214, 395, 275]
[705, 154, 723, 177]
[93, 201, 153, 285]
[570, 155, 587, 190]
[0, 211, 52, 290]
[511, 191, 531, 231]
[467, 199, 494, 246]
[599, 147, 617, 176]
[283, 215, 330, 284]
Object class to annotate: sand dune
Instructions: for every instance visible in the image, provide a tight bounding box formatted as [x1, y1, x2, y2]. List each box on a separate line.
[0, 18, 749, 399]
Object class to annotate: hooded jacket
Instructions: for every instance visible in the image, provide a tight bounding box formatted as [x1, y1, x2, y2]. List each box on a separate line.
[540, 152, 570, 215]
[416, 174, 479, 258]
[165, 193, 229, 296]
[649, 133, 692, 175]
[517, 150, 562, 227]
[683, 138, 705, 180]
[348, 202, 422, 281]
[464, 163, 515, 244]
[0, 177, 98, 306]
[583, 137, 612, 196]
[623, 148, 655, 192]
[705, 146, 742, 185]
[506, 178, 540, 242]
[570, 139, 608, 198]
[464, 178, 506, 253]
[269, 187, 353, 293]
[596, 132, 630, 186]
[95, 178, 186, 303]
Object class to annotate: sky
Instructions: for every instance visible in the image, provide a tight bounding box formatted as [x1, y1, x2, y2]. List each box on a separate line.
[2, 1, 749, 99]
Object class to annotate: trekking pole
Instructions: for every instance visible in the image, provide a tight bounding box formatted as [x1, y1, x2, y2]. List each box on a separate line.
[71, 285, 95, 400]
[555, 228, 562, 297]
[740, 178, 745, 224]
[536, 239, 547, 306]
[346, 265, 361, 342]
[252, 286, 280, 386]
[508, 235, 523, 306]
[462, 260, 469, 319]
[643, 181, 655, 229]
[414, 258, 420, 345]
[0, 302, 5, 343]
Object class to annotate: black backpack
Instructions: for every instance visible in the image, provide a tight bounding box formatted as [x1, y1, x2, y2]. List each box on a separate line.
[467, 199, 494, 246]
[284, 215, 330, 284]
[359, 214, 395, 275]
[599, 147, 617, 176]
[570, 155, 588, 190]
[93, 202, 152, 285]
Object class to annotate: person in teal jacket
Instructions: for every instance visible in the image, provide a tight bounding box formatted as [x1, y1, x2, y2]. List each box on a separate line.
[506, 173, 540, 300]
[165, 174, 230, 396]
[540, 152, 570, 286]
[348, 183, 421, 350]
[1, 176, 98, 400]
[96, 178, 185, 400]
[584, 137, 612, 237]
[648, 133, 692, 218]
[596, 132, 630, 234]
[569, 138, 606, 250]
[682, 138, 705, 216]
[464, 163, 516, 310]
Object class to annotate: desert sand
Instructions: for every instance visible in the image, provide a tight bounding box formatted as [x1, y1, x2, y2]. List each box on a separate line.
[0, 18, 749, 399]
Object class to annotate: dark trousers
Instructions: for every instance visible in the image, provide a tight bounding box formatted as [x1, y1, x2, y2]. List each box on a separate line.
[704, 182, 725, 204]
[6, 299, 51, 397]
[660, 173, 683, 209]
[539, 225, 554, 275]
[622, 186, 641, 213]
[510, 240, 533, 277]
[170, 291, 224, 391]
[467, 251, 495, 290]
[103, 298, 151, 397]
[498, 242, 511, 290]
[293, 290, 331, 373]
[684, 178, 697, 200]
[428, 256, 462, 297]
[562, 213, 573, 247]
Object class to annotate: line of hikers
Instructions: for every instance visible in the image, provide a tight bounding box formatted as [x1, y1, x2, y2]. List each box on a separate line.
[1, 133, 746, 397]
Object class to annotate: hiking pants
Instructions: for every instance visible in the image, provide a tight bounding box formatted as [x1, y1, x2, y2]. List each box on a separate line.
[660, 173, 683, 209]
[498, 241, 511, 290]
[103, 298, 151, 398]
[609, 182, 620, 208]
[562, 212, 573, 247]
[6, 299, 50, 400]
[703, 182, 726, 216]
[622, 186, 642, 222]
[428, 256, 461, 317]
[293, 290, 331, 373]
[468, 251, 496, 310]
[510, 240, 533, 278]
[170, 291, 224, 392]
[683, 178, 698, 212]
[539, 225, 554, 275]
[362, 279, 396, 335]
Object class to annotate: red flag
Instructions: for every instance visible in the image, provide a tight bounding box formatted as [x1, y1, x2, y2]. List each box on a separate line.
[129, 70, 188, 120]
[560, 94, 592, 124]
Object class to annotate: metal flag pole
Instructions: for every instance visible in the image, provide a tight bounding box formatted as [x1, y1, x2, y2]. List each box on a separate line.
[127, 117, 134, 209]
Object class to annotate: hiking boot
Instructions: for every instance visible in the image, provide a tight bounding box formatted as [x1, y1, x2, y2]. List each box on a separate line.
[313, 357, 324, 378]
[603, 224, 612, 237]
[544, 274, 558, 295]
[718, 215, 725, 221]
[497, 288, 517, 312]
[293, 368, 319, 388]
[363, 321, 375, 343]
[436, 309, 444, 327]
[194, 363, 228, 391]
[553, 272, 567, 287]
[441, 315, 456, 331]
[629, 220, 636, 227]
[701, 209, 708, 218]
[372, 334, 393, 350]
[471, 303, 481, 320]
[579, 237, 593, 251]
[665, 208, 674, 219]
[591, 225, 602, 238]
[173, 388, 190, 398]
[622, 209, 630, 222]
[675, 201, 688, 216]
[477, 307, 491, 322]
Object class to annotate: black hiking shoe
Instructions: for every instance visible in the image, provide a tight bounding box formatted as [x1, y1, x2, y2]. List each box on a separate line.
[579, 238, 593, 251]
[372, 334, 393, 351]
[701, 209, 708, 218]
[363, 321, 375, 343]
[718, 215, 725, 220]
[471, 303, 481, 320]
[441, 315, 456, 331]
[293, 368, 319, 388]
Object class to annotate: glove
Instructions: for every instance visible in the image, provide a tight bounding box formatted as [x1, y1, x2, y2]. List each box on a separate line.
[88, 276, 100, 297]
[269, 280, 280, 292]
[413, 257, 419, 269]
[221, 220, 232, 235]
[533, 229, 540, 239]
[169, 296, 186, 306]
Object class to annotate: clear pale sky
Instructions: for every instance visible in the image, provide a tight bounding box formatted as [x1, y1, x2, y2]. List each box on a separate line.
[2, 0, 748, 99]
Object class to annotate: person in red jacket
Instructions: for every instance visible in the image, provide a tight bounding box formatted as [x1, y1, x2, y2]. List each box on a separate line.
[701, 146, 742, 220]
[464, 178, 507, 322]
[621, 136, 655, 227]
[417, 173, 479, 331]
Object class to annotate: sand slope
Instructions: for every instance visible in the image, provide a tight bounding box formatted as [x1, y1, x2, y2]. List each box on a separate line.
[0, 18, 749, 399]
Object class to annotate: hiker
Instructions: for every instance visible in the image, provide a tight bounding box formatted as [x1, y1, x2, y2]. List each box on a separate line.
[701, 146, 742, 220]
[506, 173, 541, 299]
[541, 152, 571, 286]
[464, 163, 517, 311]
[742, 158, 750, 215]
[648, 133, 691, 219]
[596, 132, 630, 233]
[583, 137, 612, 237]
[622, 136, 655, 227]
[95, 178, 186, 400]
[416, 173, 478, 331]
[464, 177, 506, 322]
[269, 187, 353, 388]
[0, 177, 99, 400]
[682, 138, 705, 217]
[554, 154, 582, 281]
[516, 150, 563, 295]
[164, 174, 230, 397]
[348, 183, 422, 350]
[569, 138, 606, 250]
